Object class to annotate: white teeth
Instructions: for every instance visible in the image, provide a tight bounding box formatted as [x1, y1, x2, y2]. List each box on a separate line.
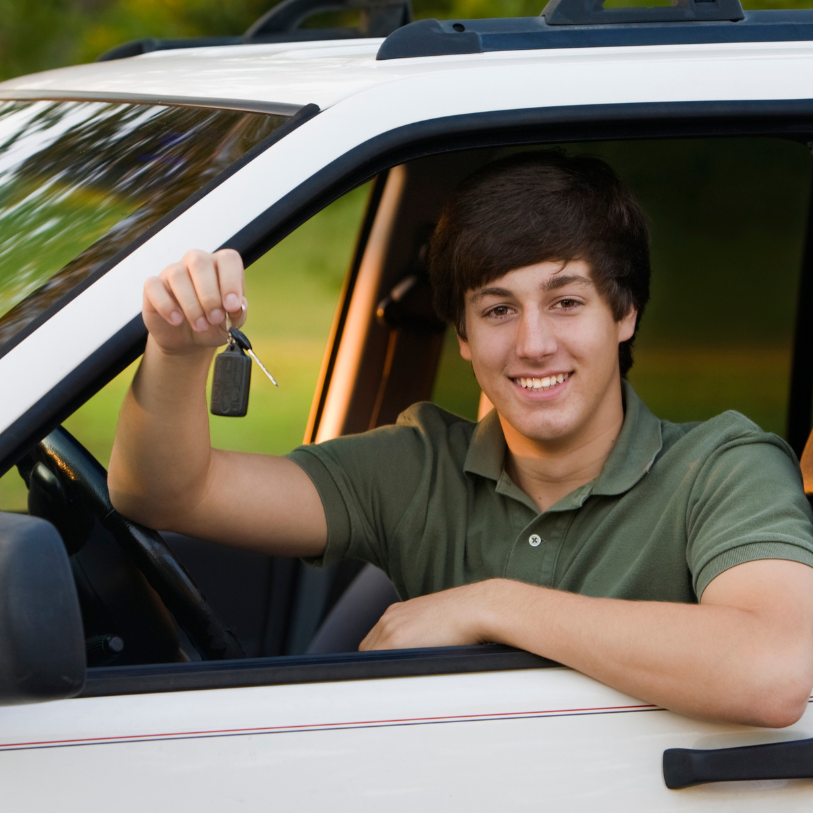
[516, 373, 570, 390]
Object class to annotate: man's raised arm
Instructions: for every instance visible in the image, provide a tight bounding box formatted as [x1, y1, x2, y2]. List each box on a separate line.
[108, 249, 327, 558]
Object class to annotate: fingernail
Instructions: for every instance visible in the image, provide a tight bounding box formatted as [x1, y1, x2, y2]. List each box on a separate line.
[224, 293, 239, 310]
[209, 308, 224, 324]
[169, 311, 183, 325]
[194, 317, 209, 332]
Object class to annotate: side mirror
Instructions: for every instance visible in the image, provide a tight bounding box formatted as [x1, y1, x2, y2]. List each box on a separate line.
[0, 512, 85, 705]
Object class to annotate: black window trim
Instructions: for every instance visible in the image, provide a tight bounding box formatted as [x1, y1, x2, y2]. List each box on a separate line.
[82, 644, 556, 697]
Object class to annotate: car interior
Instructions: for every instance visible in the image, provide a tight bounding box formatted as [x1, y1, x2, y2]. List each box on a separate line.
[1, 131, 812, 679]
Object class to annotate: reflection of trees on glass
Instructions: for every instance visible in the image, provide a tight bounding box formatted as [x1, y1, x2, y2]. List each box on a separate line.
[0, 100, 288, 351]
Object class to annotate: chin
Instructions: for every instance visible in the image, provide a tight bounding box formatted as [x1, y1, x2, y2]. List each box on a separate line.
[506, 411, 576, 445]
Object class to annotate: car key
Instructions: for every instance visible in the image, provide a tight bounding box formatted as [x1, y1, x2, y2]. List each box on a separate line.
[227, 326, 279, 388]
[210, 317, 278, 418]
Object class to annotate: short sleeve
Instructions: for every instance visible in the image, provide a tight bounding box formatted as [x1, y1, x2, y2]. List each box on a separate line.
[686, 428, 813, 597]
[285, 420, 429, 570]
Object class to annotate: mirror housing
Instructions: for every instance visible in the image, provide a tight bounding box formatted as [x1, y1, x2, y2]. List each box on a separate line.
[0, 512, 85, 705]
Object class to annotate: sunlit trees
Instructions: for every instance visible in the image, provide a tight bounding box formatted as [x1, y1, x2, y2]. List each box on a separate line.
[1, 0, 811, 81]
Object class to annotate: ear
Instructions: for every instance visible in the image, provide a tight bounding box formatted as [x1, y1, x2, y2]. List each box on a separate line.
[618, 306, 637, 343]
[457, 332, 472, 362]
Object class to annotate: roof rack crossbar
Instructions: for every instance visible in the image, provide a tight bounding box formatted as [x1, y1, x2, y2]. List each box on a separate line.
[543, 0, 744, 26]
[376, 7, 813, 61]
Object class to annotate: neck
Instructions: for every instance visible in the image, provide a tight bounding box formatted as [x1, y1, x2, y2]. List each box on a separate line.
[500, 385, 625, 513]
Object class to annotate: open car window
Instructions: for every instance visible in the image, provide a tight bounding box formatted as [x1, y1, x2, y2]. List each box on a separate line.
[2, 128, 812, 692]
[0, 99, 294, 355]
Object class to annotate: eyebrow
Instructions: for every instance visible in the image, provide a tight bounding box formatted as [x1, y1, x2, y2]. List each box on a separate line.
[542, 274, 594, 292]
[468, 274, 593, 304]
[468, 286, 512, 305]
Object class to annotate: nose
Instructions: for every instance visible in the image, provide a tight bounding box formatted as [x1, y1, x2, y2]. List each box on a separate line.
[515, 308, 557, 361]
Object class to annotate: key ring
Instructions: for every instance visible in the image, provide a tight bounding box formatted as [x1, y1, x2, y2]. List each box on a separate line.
[224, 302, 247, 339]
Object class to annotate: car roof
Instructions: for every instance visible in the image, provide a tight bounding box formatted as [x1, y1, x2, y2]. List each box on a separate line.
[4, 15, 813, 113]
[0, 39, 389, 111]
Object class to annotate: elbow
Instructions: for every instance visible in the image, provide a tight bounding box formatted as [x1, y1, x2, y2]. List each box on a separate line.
[754, 684, 811, 729]
[109, 486, 160, 528]
[108, 469, 173, 529]
[744, 658, 813, 729]
[751, 697, 808, 729]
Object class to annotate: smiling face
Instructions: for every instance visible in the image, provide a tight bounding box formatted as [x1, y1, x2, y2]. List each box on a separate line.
[458, 259, 637, 455]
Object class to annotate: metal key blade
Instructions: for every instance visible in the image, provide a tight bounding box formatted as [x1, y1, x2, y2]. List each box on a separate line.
[228, 326, 279, 387]
[247, 347, 279, 387]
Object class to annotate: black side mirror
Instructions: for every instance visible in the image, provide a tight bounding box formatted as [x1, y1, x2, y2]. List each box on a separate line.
[0, 512, 85, 705]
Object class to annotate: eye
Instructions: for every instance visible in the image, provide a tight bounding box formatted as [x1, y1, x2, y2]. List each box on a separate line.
[486, 305, 513, 319]
[555, 298, 581, 311]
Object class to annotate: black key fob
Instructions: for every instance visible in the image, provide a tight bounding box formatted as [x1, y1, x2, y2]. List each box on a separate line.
[211, 342, 252, 417]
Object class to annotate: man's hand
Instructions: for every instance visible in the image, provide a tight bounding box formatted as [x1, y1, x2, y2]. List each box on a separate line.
[359, 582, 493, 650]
[143, 248, 247, 355]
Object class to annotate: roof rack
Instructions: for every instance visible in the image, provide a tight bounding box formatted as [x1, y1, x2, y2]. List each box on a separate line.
[376, 1, 813, 61]
[97, 0, 412, 62]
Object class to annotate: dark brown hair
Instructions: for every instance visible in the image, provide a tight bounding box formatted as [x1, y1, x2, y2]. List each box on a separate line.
[427, 149, 651, 376]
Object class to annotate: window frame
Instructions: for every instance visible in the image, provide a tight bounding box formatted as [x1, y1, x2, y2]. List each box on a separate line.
[4, 99, 813, 699]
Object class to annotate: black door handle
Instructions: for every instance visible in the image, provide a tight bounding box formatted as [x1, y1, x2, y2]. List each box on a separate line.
[664, 737, 813, 789]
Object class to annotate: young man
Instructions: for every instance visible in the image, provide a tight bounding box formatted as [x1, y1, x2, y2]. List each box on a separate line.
[109, 151, 813, 728]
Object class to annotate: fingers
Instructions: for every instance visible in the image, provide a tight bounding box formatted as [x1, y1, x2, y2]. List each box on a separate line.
[144, 275, 183, 326]
[147, 249, 245, 333]
[186, 250, 227, 329]
[213, 249, 246, 325]
[163, 258, 210, 332]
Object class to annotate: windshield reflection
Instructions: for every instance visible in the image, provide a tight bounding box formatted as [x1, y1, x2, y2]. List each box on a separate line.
[0, 100, 290, 354]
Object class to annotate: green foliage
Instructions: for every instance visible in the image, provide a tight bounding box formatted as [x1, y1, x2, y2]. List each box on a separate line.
[8, 0, 811, 82]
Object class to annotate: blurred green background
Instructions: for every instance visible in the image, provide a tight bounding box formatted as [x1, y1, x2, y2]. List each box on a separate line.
[1, 0, 812, 512]
[2, 0, 812, 82]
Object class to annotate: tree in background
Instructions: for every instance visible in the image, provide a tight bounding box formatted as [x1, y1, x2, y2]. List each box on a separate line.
[0, 0, 811, 81]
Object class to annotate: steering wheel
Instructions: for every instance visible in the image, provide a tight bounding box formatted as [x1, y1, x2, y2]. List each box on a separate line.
[19, 426, 244, 661]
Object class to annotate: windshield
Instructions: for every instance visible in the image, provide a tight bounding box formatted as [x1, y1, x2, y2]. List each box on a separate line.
[0, 99, 293, 354]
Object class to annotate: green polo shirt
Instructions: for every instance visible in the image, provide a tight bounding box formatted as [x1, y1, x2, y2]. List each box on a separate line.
[287, 383, 813, 602]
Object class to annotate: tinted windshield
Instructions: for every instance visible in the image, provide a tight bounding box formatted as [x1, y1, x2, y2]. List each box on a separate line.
[0, 100, 292, 353]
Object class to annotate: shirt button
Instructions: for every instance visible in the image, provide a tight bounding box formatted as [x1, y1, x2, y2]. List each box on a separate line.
[529, 534, 542, 547]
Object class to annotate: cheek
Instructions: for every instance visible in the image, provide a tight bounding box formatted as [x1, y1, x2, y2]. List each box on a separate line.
[563, 320, 604, 353]
[560, 317, 620, 365]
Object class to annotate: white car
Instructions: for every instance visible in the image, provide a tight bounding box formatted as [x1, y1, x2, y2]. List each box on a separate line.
[0, 0, 812, 809]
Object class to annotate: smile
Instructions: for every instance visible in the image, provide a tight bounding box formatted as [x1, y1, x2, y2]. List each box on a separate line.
[515, 372, 571, 391]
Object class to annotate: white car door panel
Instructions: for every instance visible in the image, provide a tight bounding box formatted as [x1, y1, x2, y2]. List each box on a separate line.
[1, 667, 810, 811]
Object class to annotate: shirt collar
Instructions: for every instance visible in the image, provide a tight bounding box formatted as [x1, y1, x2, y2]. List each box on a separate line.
[463, 380, 663, 501]
[464, 407, 507, 482]
[592, 380, 664, 497]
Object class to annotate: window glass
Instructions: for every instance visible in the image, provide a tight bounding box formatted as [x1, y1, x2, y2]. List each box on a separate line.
[0, 100, 290, 353]
[0, 183, 371, 512]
